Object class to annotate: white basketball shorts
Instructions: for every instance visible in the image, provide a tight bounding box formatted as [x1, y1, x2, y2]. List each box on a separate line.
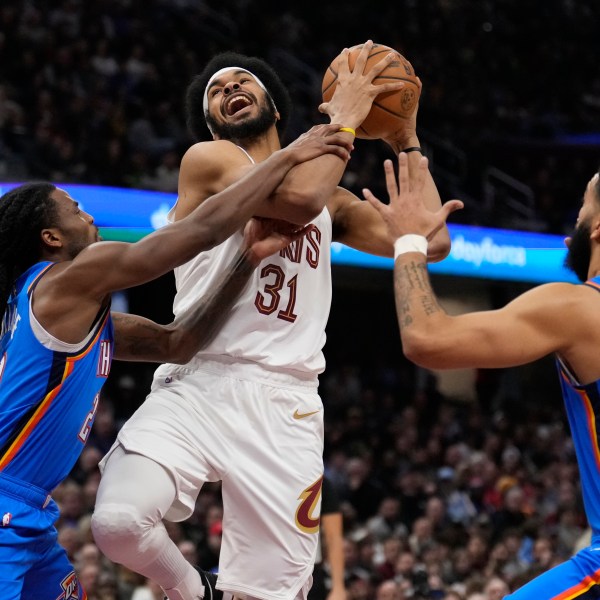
[101, 356, 325, 600]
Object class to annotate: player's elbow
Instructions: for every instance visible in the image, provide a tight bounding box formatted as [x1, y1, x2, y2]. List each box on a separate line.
[402, 333, 445, 369]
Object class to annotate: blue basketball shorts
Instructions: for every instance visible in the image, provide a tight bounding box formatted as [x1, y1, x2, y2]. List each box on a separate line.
[0, 473, 86, 599]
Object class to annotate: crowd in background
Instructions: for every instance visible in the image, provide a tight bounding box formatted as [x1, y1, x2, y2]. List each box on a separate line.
[1, 1, 599, 598]
[2, 0, 600, 232]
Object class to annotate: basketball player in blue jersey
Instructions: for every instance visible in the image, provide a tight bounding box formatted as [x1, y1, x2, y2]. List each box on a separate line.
[366, 153, 600, 598]
[0, 125, 353, 600]
[93, 42, 451, 600]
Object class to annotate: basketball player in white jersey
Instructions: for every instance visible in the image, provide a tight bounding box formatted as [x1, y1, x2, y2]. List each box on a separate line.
[92, 42, 451, 600]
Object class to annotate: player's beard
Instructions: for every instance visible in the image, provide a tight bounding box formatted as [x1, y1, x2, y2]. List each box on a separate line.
[207, 99, 277, 142]
[564, 221, 592, 282]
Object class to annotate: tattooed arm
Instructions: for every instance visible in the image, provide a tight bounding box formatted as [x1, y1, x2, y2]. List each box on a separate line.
[364, 153, 583, 373]
[112, 249, 255, 363]
[112, 218, 308, 364]
[391, 249, 586, 370]
[362, 153, 460, 338]
[393, 257, 442, 332]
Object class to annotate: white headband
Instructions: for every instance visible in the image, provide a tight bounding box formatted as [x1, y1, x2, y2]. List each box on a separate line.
[202, 66, 270, 113]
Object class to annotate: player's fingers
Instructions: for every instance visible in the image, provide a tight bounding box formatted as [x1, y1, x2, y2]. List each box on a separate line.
[323, 123, 346, 136]
[307, 123, 339, 137]
[337, 48, 351, 76]
[396, 153, 410, 196]
[368, 52, 396, 79]
[301, 144, 349, 162]
[439, 199, 464, 220]
[413, 156, 429, 194]
[317, 102, 330, 115]
[430, 201, 463, 235]
[353, 40, 373, 74]
[379, 159, 397, 202]
[275, 225, 311, 251]
[324, 132, 354, 150]
[242, 218, 255, 238]
[270, 221, 299, 236]
[323, 145, 351, 161]
[373, 81, 405, 96]
[302, 125, 321, 136]
[363, 188, 384, 212]
[303, 124, 344, 144]
[288, 224, 311, 240]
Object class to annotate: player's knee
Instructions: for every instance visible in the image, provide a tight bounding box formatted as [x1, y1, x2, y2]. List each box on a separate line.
[91, 503, 150, 563]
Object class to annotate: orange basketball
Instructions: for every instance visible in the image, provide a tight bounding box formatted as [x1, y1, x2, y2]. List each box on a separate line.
[321, 43, 420, 140]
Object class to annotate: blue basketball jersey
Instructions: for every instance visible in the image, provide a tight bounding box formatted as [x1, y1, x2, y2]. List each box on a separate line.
[0, 261, 113, 493]
[557, 275, 600, 537]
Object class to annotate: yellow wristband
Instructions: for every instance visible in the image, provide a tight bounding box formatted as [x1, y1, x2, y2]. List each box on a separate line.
[339, 127, 356, 136]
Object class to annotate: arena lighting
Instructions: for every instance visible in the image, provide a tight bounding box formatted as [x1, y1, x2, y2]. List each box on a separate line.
[0, 183, 577, 284]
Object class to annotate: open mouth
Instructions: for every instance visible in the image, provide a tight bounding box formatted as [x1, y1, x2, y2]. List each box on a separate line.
[223, 94, 253, 116]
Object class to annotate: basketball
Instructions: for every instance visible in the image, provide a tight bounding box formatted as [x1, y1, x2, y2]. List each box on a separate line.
[321, 43, 420, 140]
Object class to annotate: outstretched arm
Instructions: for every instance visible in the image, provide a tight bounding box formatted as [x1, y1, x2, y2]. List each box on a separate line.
[364, 154, 584, 372]
[113, 218, 308, 363]
[381, 79, 452, 261]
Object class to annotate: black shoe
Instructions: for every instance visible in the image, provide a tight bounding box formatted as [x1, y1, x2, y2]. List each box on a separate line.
[162, 569, 222, 600]
[197, 568, 223, 600]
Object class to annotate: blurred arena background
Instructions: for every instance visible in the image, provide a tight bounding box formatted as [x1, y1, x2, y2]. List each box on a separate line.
[2, 1, 599, 598]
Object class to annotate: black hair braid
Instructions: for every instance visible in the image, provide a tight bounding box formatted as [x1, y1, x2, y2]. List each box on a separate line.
[186, 51, 292, 141]
[0, 183, 57, 317]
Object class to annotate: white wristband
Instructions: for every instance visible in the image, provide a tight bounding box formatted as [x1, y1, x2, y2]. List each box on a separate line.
[393, 235, 428, 259]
